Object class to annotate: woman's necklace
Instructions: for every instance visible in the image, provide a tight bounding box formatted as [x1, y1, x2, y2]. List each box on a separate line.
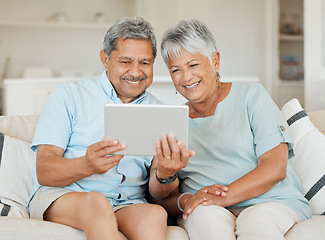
[189, 82, 221, 118]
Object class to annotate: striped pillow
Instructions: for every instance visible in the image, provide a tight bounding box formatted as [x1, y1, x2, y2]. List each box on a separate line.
[0, 133, 35, 218]
[281, 98, 325, 215]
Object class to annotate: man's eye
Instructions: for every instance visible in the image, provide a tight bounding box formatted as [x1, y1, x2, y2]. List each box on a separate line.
[190, 64, 198, 68]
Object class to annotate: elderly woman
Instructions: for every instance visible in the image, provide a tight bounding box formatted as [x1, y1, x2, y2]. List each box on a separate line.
[159, 19, 311, 240]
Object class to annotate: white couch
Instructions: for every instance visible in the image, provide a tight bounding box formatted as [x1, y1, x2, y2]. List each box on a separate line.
[0, 99, 324, 239]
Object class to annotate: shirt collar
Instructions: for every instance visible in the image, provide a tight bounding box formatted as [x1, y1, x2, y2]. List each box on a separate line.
[99, 71, 147, 104]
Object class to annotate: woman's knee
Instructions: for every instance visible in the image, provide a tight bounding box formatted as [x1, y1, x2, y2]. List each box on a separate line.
[188, 205, 234, 223]
[183, 205, 236, 240]
[236, 203, 298, 239]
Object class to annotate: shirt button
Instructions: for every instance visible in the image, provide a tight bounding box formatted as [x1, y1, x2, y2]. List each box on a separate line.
[280, 125, 285, 131]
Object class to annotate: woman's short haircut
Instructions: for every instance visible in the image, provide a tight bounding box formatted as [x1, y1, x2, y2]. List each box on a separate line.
[103, 17, 157, 59]
[161, 19, 217, 65]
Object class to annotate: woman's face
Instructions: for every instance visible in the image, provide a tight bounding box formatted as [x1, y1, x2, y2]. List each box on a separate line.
[168, 49, 220, 104]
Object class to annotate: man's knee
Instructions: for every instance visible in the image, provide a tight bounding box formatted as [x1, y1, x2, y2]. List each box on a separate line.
[81, 191, 114, 215]
[142, 204, 168, 223]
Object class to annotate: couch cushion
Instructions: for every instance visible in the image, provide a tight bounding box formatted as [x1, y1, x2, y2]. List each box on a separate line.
[285, 216, 325, 240]
[281, 98, 325, 215]
[0, 132, 36, 217]
[0, 216, 188, 240]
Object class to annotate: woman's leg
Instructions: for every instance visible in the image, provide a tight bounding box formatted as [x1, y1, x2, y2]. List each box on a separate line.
[236, 202, 301, 240]
[115, 203, 168, 240]
[179, 205, 236, 240]
[44, 191, 123, 240]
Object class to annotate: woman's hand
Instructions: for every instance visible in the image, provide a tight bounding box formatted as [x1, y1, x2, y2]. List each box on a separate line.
[180, 184, 228, 219]
[149, 134, 195, 200]
[155, 133, 195, 179]
[201, 183, 228, 197]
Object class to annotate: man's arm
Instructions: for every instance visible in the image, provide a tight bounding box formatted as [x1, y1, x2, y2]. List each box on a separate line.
[36, 139, 127, 187]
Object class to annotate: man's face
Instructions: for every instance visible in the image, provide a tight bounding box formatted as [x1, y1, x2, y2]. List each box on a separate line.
[102, 38, 154, 103]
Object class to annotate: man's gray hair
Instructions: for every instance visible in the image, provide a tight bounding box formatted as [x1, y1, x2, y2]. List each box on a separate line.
[161, 19, 217, 65]
[103, 17, 157, 59]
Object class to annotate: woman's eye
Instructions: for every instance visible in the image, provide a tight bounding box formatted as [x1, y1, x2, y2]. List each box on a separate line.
[171, 69, 180, 74]
[190, 64, 198, 68]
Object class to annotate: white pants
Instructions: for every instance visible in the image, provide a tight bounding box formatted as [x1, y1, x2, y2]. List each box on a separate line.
[179, 202, 301, 240]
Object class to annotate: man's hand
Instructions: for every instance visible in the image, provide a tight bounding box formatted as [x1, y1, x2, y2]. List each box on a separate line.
[83, 139, 127, 175]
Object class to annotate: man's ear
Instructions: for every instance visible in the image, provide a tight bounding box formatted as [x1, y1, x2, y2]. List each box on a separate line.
[100, 50, 109, 66]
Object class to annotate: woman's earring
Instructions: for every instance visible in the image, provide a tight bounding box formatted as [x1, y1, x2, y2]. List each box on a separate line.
[216, 71, 221, 82]
[175, 89, 178, 94]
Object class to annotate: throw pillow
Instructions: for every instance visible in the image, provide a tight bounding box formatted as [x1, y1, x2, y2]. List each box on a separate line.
[0, 132, 36, 218]
[281, 98, 325, 215]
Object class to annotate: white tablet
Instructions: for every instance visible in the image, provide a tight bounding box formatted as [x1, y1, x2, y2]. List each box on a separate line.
[104, 104, 189, 156]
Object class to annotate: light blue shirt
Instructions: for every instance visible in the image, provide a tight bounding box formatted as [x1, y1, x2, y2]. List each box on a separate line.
[30, 72, 164, 207]
[179, 83, 311, 220]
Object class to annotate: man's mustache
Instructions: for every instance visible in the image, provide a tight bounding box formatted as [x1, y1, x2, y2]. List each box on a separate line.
[121, 76, 147, 81]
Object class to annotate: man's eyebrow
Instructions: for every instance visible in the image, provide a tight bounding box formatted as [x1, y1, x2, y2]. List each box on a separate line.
[118, 56, 132, 61]
[141, 58, 153, 62]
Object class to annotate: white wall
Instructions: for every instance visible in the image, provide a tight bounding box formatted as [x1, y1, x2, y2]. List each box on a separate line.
[0, 0, 267, 80]
[0, 0, 135, 78]
[138, 0, 267, 86]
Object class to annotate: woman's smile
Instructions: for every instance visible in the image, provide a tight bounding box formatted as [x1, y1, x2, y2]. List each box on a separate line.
[185, 81, 201, 89]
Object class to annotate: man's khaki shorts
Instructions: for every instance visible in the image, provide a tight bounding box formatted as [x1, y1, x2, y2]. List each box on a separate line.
[29, 186, 132, 220]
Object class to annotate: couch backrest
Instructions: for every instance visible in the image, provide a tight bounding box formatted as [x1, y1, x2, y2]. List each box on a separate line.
[0, 115, 39, 143]
[308, 110, 325, 134]
[0, 110, 323, 143]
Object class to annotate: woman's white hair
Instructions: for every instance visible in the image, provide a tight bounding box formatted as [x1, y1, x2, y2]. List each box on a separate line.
[161, 19, 217, 66]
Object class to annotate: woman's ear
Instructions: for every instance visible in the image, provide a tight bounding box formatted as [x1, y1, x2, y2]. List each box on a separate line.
[212, 51, 220, 72]
[100, 50, 109, 67]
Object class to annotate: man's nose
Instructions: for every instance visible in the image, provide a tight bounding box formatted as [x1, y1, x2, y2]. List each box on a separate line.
[128, 63, 141, 77]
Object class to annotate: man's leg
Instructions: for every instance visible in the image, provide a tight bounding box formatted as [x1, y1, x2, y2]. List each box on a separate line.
[115, 203, 167, 240]
[44, 191, 123, 240]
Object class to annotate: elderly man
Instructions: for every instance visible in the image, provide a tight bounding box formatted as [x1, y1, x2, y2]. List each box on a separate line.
[28, 17, 192, 240]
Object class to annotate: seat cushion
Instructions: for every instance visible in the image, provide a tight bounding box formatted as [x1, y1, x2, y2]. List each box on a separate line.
[0, 217, 188, 240]
[285, 216, 325, 240]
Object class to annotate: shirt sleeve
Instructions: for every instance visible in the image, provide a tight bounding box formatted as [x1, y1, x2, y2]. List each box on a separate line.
[247, 84, 294, 159]
[31, 83, 75, 152]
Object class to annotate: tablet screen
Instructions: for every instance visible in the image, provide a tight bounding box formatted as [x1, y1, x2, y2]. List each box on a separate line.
[104, 104, 188, 156]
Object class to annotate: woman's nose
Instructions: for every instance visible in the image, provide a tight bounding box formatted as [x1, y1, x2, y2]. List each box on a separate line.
[182, 70, 193, 82]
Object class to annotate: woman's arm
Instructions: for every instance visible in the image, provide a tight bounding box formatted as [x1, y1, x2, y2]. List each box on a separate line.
[182, 142, 288, 218]
[149, 134, 195, 200]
